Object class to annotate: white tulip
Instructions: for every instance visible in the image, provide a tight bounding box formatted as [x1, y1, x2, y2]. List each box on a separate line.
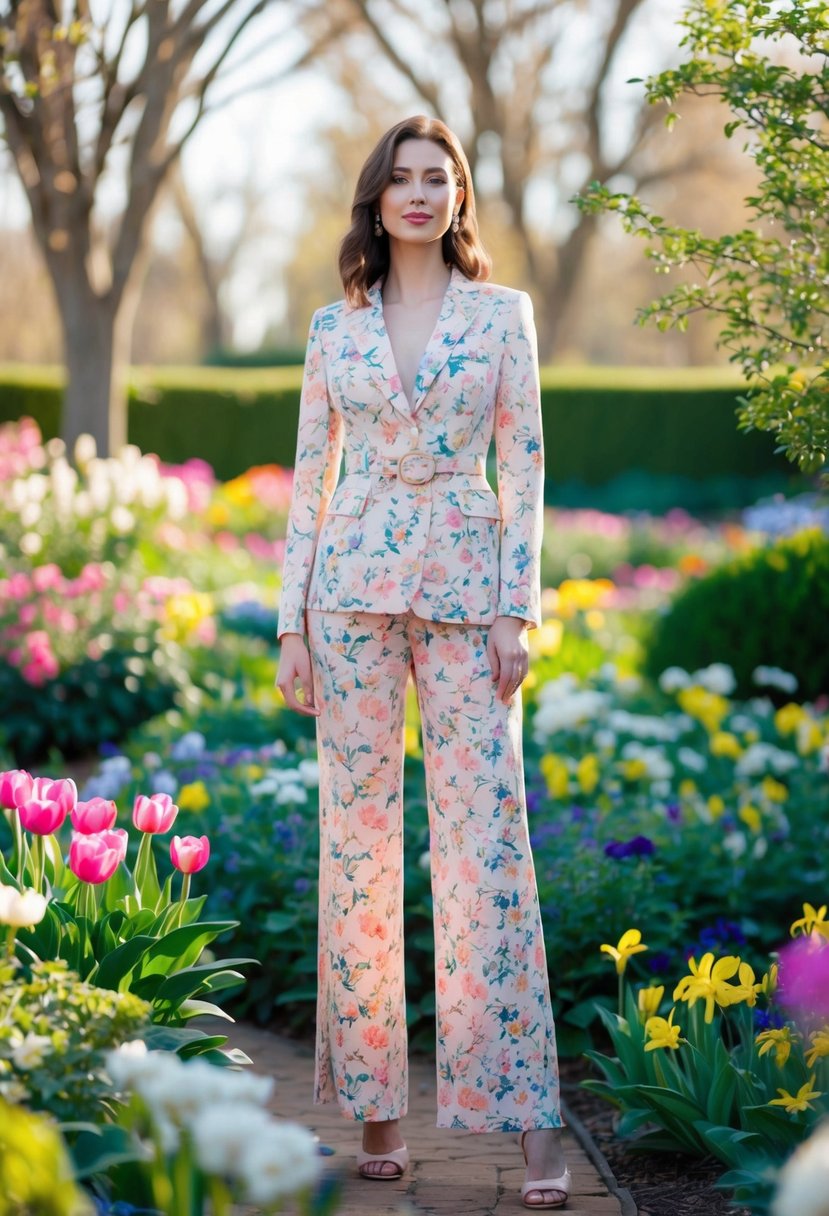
[74, 433, 97, 465]
[772, 1122, 829, 1216]
[190, 1102, 275, 1175]
[0, 884, 48, 928]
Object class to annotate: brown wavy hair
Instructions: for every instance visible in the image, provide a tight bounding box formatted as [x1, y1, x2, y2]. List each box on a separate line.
[339, 115, 491, 308]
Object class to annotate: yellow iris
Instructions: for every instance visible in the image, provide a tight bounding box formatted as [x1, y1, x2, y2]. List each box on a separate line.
[178, 781, 210, 813]
[577, 753, 600, 795]
[805, 1028, 829, 1069]
[761, 776, 788, 803]
[790, 903, 829, 938]
[774, 703, 804, 736]
[710, 731, 742, 759]
[621, 758, 649, 781]
[730, 961, 762, 1007]
[645, 1009, 682, 1051]
[738, 805, 762, 833]
[677, 686, 730, 733]
[769, 1076, 823, 1115]
[673, 952, 741, 1023]
[600, 929, 648, 975]
[637, 985, 665, 1022]
[756, 1027, 796, 1067]
[540, 754, 569, 799]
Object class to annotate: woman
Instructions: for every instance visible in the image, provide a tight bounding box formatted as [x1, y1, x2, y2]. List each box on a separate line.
[276, 115, 570, 1210]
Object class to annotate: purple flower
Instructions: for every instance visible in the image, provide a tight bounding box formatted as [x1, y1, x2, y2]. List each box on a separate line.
[294, 877, 312, 894]
[647, 951, 673, 975]
[666, 803, 682, 823]
[753, 1006, 786, 1032]
[604, 835, 656, 860]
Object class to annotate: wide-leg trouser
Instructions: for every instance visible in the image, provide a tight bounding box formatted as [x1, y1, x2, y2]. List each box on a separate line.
[307, 609, 562, 1132]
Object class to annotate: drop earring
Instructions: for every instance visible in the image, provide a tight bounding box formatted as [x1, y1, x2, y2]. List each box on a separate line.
[451, 211, 460, 233]
[374, 212, 383, 236]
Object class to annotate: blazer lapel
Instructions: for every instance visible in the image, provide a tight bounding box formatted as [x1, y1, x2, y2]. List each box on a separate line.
[343, 265, 482, 420]
[345, 285, 412, 422]
[412, 267, 481, 412]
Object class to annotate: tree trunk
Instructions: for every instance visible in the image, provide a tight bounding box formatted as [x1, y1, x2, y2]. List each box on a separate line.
[59, 278, 139, 459]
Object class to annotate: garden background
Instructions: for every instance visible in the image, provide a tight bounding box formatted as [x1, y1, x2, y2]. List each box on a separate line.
[1, 3, 828, 1216]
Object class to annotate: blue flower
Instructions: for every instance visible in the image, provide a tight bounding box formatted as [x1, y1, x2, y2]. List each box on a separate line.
[604, 835, 655, 860]
[170, 731, 207, 761]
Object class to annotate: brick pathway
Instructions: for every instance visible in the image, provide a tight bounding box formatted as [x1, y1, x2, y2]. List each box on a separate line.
[214, 1018, 629, 1216]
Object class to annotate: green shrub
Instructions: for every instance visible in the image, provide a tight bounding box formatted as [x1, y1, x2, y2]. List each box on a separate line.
[644, 528, 829, 700]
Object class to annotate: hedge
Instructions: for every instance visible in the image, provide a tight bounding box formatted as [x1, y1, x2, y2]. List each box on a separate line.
[0, 362, 796, 496]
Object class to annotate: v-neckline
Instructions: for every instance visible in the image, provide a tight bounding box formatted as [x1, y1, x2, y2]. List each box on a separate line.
[379, 269, 455, 412]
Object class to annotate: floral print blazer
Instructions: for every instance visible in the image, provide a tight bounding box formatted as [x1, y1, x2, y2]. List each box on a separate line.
[277, 265, 544, 638]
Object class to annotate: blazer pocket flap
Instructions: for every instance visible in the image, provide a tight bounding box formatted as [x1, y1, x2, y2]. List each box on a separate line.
[457, 488, 501, 520]
[327, 478, 371, 516]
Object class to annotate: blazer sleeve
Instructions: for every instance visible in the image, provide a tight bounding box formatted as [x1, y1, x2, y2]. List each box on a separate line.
[276, 309, 343, 639]
[494, 291, 544, 631]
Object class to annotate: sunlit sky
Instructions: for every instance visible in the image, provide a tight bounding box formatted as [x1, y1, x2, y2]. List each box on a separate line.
[0, 0, 686, 346]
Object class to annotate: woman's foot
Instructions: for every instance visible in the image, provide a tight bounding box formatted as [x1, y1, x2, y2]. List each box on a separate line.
[357, 1118, 408, 1179]
[520, 1128, 570, 1209]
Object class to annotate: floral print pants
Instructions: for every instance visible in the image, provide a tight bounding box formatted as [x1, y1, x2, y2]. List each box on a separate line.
[306, 609, 562, 1132]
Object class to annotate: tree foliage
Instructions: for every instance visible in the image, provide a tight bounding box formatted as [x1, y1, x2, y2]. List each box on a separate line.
[577, 0, 829, 473]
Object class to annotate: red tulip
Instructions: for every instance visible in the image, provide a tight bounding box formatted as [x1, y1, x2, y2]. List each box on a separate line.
[69, 830, 125, 884]
[71, 797, 118, 834]
[17, 777, 77, 835]
[0, 769, 33, 810]
[170, 834, 210, 874]
[133, 793, 178, 834]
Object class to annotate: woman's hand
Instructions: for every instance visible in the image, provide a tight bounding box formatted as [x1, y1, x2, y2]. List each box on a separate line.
[487, 616, 530, 704]
[275, 633, 321, 716]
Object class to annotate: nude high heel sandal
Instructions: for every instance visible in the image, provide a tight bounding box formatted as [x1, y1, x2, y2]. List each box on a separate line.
[356, 1144, 409, 1180]
[520, 1130, 571, 1209]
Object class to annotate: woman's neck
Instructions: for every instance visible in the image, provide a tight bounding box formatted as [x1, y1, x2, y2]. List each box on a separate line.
[383, 241, 451, 306]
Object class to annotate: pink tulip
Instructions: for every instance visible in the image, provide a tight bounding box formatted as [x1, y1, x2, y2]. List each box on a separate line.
[99, 828, 129, 864]
[69, 830, 125, 884]
[133, 793, 178, 834]
[170, 835, 210, 874]
[17, 777, 77, 835]
[0, 769, 33, 810]
[71, 797, 118, 834]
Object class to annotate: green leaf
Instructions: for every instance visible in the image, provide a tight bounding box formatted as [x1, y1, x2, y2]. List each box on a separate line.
[68, 1124, 142, 1178]
[136, 921, 238, 979]
[89, 934, 155, 991]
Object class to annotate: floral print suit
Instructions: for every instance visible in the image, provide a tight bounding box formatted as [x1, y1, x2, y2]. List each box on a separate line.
[278, 266, 562, 1132]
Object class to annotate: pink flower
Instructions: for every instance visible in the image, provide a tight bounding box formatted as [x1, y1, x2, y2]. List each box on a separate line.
[31, 564, 63, 593]
[71, 797, 118, 834]
[0, 769, 33, 810]
[362, 1025, 389, 1050]
[133, 793, 178, 834]
[17, 777, 77, 835]
[170, 834, 210, 874]
[458, 1086, 489, 1111]
[69, 830, 125, 884]
[99, 828, 129, 863]
[778, 935, 829, 1024]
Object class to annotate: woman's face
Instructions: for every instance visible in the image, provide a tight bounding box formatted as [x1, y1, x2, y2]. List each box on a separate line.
[377, 138, 465, 246]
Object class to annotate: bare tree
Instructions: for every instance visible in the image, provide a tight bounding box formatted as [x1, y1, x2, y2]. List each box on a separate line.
[338, 0, 700, 356]
[0, 0, 339, 455]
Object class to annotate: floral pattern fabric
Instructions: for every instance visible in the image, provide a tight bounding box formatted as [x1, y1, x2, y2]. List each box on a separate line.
[276, 266, 545, 638]
[307, 608, 562, 1132]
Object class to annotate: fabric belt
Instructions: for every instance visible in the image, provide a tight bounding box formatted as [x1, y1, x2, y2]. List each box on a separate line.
[346, 450, 485, 486]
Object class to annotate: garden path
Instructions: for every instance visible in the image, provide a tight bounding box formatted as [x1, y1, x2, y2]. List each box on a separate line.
[210, 1018, 632, 1216]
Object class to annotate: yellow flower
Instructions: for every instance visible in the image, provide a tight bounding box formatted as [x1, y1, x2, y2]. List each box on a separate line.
[205, 502, 231, 527]
[529, 619, 563, 659]
[540, 754, 569, 799]
[761, 776, 788, 803]
[797, 715, 823, 756]
[743, 729, 760, 744]
[222, 475, 256, 507]
[576, 753, 600, 795]
[621, 758, 648, 781]
[759, 963, 779, 995]
[790, 903, 829, 938]
[711, 731, 743, 759]
[404, 725, 421, 756]
[774, 703, 804, 736]
[769, 1075, 823, 1115]
[585, 609, 605, 631]
[738, 804, 762, 833]
[729, 961, 762, 1007]
[637, 985, 665, 1022]
[677, 686, 730, 732]
[645, 1008, 682, 1051]
[679, 778, 698, 799]
[756, 1026, 796, 1067]
[246, 764, 265, 780]
[805, 1028, 829, 1069]
[673, 952, 741, 1023]
[553, 578, 614, 619]
[600, 929, 648, 975]
[162, 591, 214, 641]
[178, 781, 210, 813]
[707, 794, 726, 820]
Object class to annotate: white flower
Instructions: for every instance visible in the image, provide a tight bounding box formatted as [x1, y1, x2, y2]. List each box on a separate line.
[238, 1120, 319, 1203]
[772, 1121, 829, 1216]
[723, 831, 747, 859]
[110, 505, 135, 534]
[276, 783, 307, 805]
[677, 747, 708, 773]
[620, 742, 674, 781]
[298, 759, 320, 787]
[190, 1102, 275, 1176]
[11, 1033, 52, 1070]
[820, 742, 829, 775]
[606, 710, 686, 742]
[753, 665, 799, 695]
[751, 837, 768, 860]
[170, 731, 207, 761]
[691, 663, 736, 696]
[0, 884, 48, 928]
[729, 714, 757, 734]
[736, 743, 799, 777]
[20, 531, 43, 556]
[419, 851, 431, 870]
[532, 677, 609, 739]
[593, 729, 617, 751]
[659, 666, 690, 694]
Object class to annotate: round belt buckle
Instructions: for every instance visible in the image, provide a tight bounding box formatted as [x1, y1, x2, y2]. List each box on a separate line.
[398, 450, 436, 485]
